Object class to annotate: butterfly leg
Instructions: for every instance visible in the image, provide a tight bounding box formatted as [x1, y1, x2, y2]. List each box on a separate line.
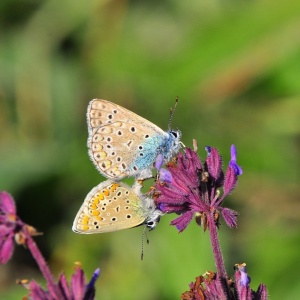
[132, 168, 154, 195]
[134, 167, 153, 181]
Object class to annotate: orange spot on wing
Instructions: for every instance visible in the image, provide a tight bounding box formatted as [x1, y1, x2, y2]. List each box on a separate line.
[92, 210, 100, 216]
[111, 183, 119, 192]
[103, 189, 109, 196]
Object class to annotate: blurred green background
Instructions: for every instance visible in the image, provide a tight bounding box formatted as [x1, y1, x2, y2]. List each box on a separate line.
[1, 0, 300, 299]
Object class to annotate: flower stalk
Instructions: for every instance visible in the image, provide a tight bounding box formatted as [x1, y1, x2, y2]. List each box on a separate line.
[22, 226, 63, 299]
[206, 211, 226, 279]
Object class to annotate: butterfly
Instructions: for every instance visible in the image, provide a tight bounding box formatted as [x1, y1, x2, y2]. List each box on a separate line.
[72, 180, 162, 233]
[87, 99, 181, 180]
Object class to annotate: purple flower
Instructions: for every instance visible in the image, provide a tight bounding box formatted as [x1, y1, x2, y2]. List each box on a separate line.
[155, 154, 173, 183]
[21, 265, 100, 300]
[1, 192, 100, 299]
[155, 143, 267, 299]
[181, 272, 231, 299]
[229, 145, 243, 176]
[181, 267, 268, 300]
[235, 263, 251, 288]
[155, 145, 242, 232]
[0, 192, 40, 264]
[0, 192, 19, 263]
[155, 153, 164, 170]
[234, 263, 268, 300]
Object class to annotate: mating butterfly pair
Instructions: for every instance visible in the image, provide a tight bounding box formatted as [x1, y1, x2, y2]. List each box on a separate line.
[72, 99, 182, 234]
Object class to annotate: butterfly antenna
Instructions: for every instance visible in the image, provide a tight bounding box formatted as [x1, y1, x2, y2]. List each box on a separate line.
[168, 96, 179, 131]
[141, 226, 150, 260]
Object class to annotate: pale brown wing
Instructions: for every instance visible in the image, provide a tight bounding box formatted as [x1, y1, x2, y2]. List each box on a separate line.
[87, 99, 168, 179]
[72, 180, 147, 233]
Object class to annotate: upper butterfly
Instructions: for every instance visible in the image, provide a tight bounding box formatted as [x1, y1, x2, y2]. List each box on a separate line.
[87, 99, 182, 180]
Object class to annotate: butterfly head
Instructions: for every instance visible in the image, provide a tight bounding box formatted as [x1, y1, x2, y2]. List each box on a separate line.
[164, 129, 182, 161]
[145, 209, 162, 230]
[165, 98, 183, 160]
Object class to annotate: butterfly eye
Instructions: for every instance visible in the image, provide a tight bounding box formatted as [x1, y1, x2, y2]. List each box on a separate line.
[170, 131, 178, 138]
[146, 215, 161, 230]
[146, 221, 156, 230]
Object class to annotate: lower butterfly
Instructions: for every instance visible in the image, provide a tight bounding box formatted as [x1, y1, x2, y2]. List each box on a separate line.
[72, 180, 162, 233]
[87, 99, 182, 180]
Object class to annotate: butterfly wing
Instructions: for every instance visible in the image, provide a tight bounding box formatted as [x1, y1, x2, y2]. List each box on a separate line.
[72, 180, 149, 233]
[87, 99, 168, 179]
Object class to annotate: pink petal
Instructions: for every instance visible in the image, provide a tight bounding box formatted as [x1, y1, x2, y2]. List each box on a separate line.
[170, 211, 194, 232]
[71, 267, 85, 300]
[0, 192, 16, 215]
[221, 208, 238, 228]
[205, 147, 223, 180]
[29, 280, 52, 300]
[0, 234, 14, 264]
[58, 273, 71, 299]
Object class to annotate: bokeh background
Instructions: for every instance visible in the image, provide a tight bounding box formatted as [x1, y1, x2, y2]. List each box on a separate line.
[1, 0, 300, 299]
